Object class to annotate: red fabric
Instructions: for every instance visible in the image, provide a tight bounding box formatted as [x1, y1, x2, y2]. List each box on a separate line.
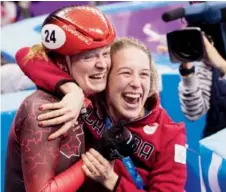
[113, 124, 186, 192]
[5, 91, 186, 192]
[5, 90, 86, 192]
[42, 6, 115, 56]
[83, 97, 187, 192]
[14, 48, 187, 191]
[16, 47, 73, 92]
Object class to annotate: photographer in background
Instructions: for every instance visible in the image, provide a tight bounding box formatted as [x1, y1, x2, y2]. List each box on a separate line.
[178, 35, 226, 137]
[162, 2, 226, 137]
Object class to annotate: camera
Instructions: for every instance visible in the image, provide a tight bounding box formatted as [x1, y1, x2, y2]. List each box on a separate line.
[80, 108, 136, 160]
[167, 27, 204, 63]
[94, 123, 137, 161]
[162, 2, 226, 63]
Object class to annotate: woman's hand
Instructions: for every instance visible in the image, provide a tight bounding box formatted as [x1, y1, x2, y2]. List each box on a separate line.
[38, 90, 84, 140]
[203, 35, 226, 73]
[82, 148, 119, 191]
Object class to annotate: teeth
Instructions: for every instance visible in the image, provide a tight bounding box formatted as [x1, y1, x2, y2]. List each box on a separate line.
[90, 74, 104, 79]
[124, 93, 140, 99]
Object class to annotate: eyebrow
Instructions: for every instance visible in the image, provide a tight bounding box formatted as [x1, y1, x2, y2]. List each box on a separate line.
[117, 67, 131, 72]
[117, 67, 150, 72]
[78, 46, 110, 57]
[89, 46, 110, 54]
[141, 69, 150, 72]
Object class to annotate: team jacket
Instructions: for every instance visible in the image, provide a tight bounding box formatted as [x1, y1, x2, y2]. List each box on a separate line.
[15, 47, 187, 192]
[81, 95, 187, 192]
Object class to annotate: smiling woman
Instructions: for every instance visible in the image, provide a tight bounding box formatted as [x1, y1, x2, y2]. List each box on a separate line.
[5, 5, 115, 192]
[69, 46, 111, 96]
[106, 37, 158, 122]
[16, 37, 187, 192]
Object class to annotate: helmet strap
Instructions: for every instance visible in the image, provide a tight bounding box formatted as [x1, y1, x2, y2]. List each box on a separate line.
[65, 56, 73, 76]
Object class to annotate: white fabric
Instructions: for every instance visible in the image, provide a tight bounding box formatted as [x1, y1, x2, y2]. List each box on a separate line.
[178, 62, 212, 120]
[1, 1, 17, 26]
[1, 64, 35, 94]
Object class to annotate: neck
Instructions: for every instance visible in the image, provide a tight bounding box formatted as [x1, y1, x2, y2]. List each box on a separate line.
[139, 108, 146, 117]
[107, 104, 122, 124]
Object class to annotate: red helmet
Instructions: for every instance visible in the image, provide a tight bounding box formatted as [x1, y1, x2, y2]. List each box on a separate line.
[41, 6, 115, 56]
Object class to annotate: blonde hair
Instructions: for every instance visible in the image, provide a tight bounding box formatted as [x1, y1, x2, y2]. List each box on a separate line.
[24, 44, 49, 63]
[110, 37, 159, 96]
[23, 44, 69, 73]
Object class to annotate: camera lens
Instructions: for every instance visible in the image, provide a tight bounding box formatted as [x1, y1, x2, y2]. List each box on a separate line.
[167, 29, 204, 62]
[177, 32, 201, 59]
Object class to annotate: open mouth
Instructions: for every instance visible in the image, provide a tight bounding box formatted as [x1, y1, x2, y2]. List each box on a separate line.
[89, 73, 105, 80]
[122, 92, 142, 106]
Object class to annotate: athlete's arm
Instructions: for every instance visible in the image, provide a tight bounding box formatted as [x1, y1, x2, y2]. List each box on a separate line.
[16, 47, 77, 94]
[19, 94, 85, 192]
[16, 47, 85, 139]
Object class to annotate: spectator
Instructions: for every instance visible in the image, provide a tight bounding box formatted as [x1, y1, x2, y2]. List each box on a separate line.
[178, 36, 226, 137]
[1, 1, 17, 26]
[1, 54, 35, 93]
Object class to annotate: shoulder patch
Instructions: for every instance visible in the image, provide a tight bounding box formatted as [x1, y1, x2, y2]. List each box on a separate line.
[143, 123, 158, 135]
[174, 144, 186, 164]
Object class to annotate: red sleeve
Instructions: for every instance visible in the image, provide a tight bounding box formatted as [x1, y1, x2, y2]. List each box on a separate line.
[114, 123, 187, 192]
[15, 47, 74, 93]
[19, 93, 85, 192]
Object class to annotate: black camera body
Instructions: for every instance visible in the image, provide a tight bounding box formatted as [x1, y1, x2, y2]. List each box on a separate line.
[94, 123, 136, 161]
[163, 2, 226, 63]
[81, 108, 136, 161]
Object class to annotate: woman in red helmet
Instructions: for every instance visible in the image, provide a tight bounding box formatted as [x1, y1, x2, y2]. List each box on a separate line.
[16, 5, 115, 139]
[13, 5, 187, 191]
[14, 35, 187, 192]
[5, 5, 115, 192]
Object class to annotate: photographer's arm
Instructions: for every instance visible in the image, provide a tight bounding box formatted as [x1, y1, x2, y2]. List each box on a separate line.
[178, 62, 212, 120]
[178, 36, 226, 121]
[203, 36, 226, 74]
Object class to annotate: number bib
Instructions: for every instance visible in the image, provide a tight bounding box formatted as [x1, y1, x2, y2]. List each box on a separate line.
[41, 24, 66, 49]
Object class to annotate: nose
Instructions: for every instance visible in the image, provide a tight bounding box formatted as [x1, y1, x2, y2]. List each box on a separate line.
[130, 74, 141, 88]
[95, 56, 107, 70]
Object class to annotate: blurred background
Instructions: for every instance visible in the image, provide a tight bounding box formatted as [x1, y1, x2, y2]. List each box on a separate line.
[1, 1, 225, 192]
